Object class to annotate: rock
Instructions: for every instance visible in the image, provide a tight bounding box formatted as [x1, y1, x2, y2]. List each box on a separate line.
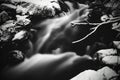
[8, 50, 25, 65]
[71, 66, 118, 80]
[0, 3, 16, 10]
[16, 15, 31, 26]
[14, 0, 61, 17]
[71, 70, 104, 80]
[102, 56, 120, 65]
[0, 20, 17, 42]
[112, 22, 120, 32]
[96, 49, 117, 59]
[113, 41, 120, 49]
[97, 66, 118, 80]
[12, 30, 28, 41]
[0, 11, 10, 24]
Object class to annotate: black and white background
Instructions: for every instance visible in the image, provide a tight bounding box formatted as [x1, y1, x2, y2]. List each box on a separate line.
[0, 0, 120, 80]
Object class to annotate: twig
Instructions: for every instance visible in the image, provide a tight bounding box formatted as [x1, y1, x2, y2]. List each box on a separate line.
[72, 17, 120, 44]
[71, 22, 100, 26]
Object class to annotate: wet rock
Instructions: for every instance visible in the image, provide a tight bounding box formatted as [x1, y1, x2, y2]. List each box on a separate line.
[102, 56, 120, 65]
[96, 49, 117, 59]
[0, 3, 16, 10]
[0, 11, 10, 24]
[16, 15, 31, 26]
[8, 50, 25, 65]
[113, 41, 120, 50]
[0, 20, 17, 42]
[12, 30, 28, 41]
[13, 0, 61, 17]
[112, 22, 120, 32]
[97, 66, 118, 80]
[71, 70, 104, 80]
[71, 66, 118, 80]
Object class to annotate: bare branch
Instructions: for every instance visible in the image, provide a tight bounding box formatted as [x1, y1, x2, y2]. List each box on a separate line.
[72, 17, 120, 43]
